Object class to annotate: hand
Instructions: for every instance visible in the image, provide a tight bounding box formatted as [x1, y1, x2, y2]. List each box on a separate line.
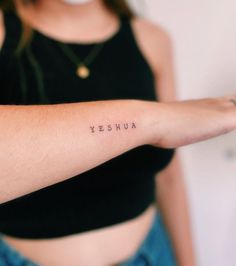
[146, 95, 236, 148]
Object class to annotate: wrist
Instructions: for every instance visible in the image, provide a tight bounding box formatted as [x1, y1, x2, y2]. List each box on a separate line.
[138, 99, 165, 147]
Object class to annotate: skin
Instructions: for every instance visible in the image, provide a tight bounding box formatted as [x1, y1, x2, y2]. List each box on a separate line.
[0, 0, 236, 265]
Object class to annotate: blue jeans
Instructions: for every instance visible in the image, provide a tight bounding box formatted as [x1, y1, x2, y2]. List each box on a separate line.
[0, 236, 37, 266]
[0, 212, 176, 266]
[119, 211, 176, 266]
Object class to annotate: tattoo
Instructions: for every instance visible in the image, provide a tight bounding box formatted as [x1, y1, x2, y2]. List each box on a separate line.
[98, 125, 104, 132]
[90, 126, 95, 133]
[131, 122, 136, 129]
[115, 124, 121, 130]
[89, 122, 137, 133]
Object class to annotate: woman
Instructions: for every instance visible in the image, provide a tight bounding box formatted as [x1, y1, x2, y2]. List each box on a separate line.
[0, 0, 235, 265]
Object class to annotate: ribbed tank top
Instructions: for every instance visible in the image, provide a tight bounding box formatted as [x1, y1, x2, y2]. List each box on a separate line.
[0, 10, 176, 239]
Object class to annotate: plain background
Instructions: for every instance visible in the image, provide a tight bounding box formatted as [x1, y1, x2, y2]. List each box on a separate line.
[130, 0, 236, 266]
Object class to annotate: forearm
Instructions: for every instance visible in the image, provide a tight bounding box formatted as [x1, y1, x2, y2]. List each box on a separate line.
[1, 95, 235, 204]
[0, 99, 151, 204]
[155, 154, 196, 266]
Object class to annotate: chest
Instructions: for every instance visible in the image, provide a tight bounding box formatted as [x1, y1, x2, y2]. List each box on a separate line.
[0, 33, 157, 105]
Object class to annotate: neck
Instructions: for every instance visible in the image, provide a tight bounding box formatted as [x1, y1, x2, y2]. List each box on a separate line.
[33, 0, 109, 23]
[15, 0, 119, 43]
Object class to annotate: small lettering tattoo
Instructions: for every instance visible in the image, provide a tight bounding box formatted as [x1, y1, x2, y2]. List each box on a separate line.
[90, 126, 95, 133]
[131, 122, 136, 128]
[89, 122, 137, 133]
[115, 124, 121, 130]
[124, 123, 128, 129]
[99, 125, 104, 132]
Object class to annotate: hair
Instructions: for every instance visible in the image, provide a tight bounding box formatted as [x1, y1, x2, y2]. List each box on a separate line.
[0, 0, 135, 53]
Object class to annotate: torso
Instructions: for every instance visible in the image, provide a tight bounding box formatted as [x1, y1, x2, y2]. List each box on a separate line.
[0, 5, 169, 266]
[3, 204, 156, 266]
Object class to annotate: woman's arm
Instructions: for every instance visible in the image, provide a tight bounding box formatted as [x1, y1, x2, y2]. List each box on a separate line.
[0, 99, 150, 204]
[0, 95, 236, 205]
[150, 24, 195, 265]
[156, 154, 196, 266]
[130, 18, 197, 265]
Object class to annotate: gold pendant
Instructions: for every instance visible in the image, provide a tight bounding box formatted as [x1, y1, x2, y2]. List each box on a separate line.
[76, 65, 90, 79]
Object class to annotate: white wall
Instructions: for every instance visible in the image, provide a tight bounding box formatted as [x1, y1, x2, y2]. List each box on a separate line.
[130, 1, 236, 265]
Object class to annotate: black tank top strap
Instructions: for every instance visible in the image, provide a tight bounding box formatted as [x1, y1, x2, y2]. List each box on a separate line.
[118, 15, 155, 83]
[118, 15, 134, 38]
[115, 15, 135, 45]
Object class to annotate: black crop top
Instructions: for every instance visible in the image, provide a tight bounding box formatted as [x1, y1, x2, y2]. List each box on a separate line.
[0, 11, 176, 239]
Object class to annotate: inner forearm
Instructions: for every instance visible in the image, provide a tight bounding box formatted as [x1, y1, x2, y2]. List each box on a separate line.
[0, 99, 150, 204]
[1, 95, 236, 204]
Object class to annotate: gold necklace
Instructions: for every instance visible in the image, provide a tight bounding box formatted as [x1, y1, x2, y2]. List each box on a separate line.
[57, 42, 104, 79]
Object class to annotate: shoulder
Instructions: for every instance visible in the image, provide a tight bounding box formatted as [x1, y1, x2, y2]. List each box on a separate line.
[130, 16, 174, 74]
[131, 17, 172, 44]
[0, 9, 5, 50]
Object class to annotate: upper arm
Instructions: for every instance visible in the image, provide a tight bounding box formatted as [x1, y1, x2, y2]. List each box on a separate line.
[131, 17, 178, 102]
[0, 9, 5, 50]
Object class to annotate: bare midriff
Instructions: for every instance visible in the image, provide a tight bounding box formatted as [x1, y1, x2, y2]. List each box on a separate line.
[2, 204, 157, 266]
